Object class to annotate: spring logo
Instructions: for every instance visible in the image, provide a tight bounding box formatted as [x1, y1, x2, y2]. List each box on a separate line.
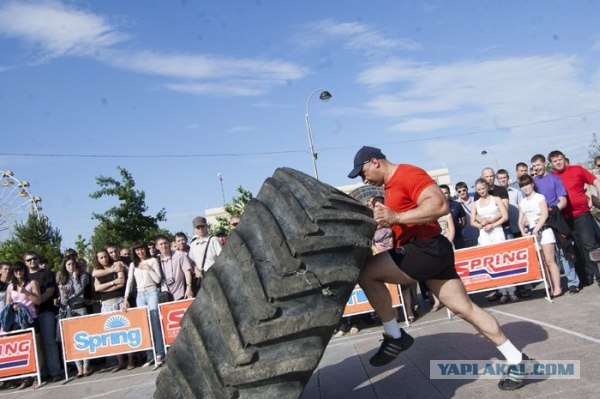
[455, 248, 529, 280]
[0, 340, 30, 370]
[74, 315, 142, 354]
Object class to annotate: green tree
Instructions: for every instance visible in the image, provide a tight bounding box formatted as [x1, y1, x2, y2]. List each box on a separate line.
[89, 167, 168, 251]
[211, 186, 252, 236]
[224, 186, 253, 216]
[0, 214, 62, 270]
[74, 234, 91, 263]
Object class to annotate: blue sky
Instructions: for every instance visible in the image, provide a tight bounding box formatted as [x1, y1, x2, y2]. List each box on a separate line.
[1, 0, 599, 249]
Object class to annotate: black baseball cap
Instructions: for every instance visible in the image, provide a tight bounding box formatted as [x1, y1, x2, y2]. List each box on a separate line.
[347, 146, 386, 178]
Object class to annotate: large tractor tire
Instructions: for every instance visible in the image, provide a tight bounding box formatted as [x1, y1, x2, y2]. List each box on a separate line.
[155, 168, 376, 399]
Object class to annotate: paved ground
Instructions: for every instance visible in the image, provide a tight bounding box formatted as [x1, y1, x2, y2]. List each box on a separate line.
[1, 283, 599, 399]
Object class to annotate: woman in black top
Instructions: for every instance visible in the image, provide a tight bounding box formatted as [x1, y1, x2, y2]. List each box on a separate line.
[92, 249, 134, 372]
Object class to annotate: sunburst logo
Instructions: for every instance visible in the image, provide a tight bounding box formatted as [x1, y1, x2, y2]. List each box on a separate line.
[74, 314, 143, 354]
[104, 315, 131, 330]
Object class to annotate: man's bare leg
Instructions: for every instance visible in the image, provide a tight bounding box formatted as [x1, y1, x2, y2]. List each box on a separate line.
[426, 278, 507, 345]
[358, 252, 418, 366]
[426, 278, 530, 390]
[358, 251, 417, 322]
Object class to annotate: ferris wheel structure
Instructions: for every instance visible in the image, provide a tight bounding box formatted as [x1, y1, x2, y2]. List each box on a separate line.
[0, 170, 43, 240]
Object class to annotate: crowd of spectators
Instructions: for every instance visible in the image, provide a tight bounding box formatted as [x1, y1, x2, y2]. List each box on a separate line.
[0, 214, 240, 389]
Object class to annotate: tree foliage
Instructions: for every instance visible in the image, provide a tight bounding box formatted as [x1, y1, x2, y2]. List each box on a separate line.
[211, 186, 252, 236]
[89, 167, 168, 251]
[74, 234, 91, 263]
[0, 214, 62, 270]
[223, 186, 253, 217]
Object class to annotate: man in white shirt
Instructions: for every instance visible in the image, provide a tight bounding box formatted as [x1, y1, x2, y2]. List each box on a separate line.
[189, 216, 222, 278]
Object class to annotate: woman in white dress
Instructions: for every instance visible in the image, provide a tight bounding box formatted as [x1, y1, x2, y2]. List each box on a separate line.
[518, 174, 563, 298]
[470, 179, 508, 246]
[470, 179, 515, 303]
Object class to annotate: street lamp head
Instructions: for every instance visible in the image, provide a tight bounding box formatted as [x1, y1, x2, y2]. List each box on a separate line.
[481, 150, 488, 156]
[319, 90, 332, 101]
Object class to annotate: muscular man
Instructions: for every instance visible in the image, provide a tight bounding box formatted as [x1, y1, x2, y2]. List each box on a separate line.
[347, 146, 529, 391]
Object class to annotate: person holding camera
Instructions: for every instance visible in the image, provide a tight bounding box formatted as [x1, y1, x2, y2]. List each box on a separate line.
[155, 236, 194, 301]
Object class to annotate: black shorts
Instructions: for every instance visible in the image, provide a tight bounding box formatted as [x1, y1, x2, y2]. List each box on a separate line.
[388, 235, 459, 281]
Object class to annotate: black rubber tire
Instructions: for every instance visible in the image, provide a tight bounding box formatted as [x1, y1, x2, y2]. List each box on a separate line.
[154, 167, 376, 399]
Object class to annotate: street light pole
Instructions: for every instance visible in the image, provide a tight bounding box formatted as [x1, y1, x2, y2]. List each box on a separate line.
[217, 172, 226, 205]
[305, 88, 332, 180]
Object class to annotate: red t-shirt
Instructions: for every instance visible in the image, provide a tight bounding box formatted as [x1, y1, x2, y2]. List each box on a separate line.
[551, 165, 596, 218]
[385, 164, 441, 246]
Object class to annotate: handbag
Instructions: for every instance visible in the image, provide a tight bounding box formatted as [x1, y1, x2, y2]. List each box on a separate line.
[193, 236, 212, 296]
[158, 257, 175, 303]
[158, 290, 174, 303]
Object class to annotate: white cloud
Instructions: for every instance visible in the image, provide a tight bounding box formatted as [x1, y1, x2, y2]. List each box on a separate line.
[294, 19, 420, 55]
[360, 55, 600, 126]
[389, 114, 483, 133]
[227, 126, 255, 133]
[164, 81, 268, 97]
[0, 1, 126, 57]
[0, 1, 307, 97]
[107, 50, 307, 82]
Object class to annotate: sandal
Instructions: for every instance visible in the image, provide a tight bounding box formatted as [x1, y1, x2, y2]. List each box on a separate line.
[83, 369, 92, 377]
[127, 364, 135, 371]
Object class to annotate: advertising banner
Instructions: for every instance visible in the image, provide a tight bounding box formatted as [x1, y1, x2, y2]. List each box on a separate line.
[454, 236, 544, 293]
[60, 308, 153, 361]
[343, 283, 402, 317]
[158, 299, 193, 347]
[0, 328, 38, 381]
